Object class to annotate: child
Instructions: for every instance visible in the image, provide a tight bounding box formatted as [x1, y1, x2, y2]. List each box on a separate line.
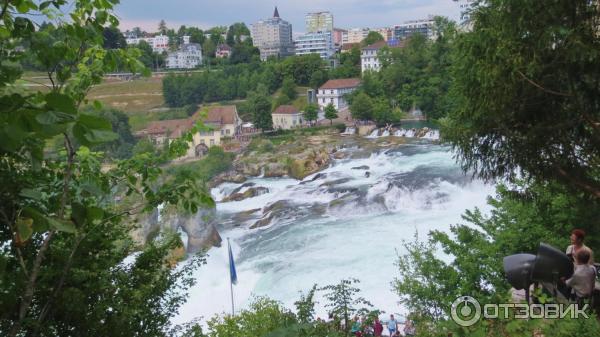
[565, 248, 596, 301]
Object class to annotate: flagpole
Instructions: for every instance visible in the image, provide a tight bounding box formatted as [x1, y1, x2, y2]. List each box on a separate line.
[227, 238, 235, 316]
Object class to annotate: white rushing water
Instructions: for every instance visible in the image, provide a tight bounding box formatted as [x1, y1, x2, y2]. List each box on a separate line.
[174, 140, 495, 324]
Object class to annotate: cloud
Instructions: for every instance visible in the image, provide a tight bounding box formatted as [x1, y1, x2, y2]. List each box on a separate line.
[115, 0, 461, 32]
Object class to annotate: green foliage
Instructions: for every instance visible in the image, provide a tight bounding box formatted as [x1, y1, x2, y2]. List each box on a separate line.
[321, 278, 373, 334]
[281, 77, 297, 100]
[303, 104, 319, 125]
[350, 92, 374, 121]
[394, 181, 600, 333]
[89, 107, 137, 159]
[295, 284, 318, 324]
[330, 46, 361, 79]
[0, 2, 212, 335]
[206, 297, 296, 337]
[167, 146, 235, 183]
[324, 103, 338, 125]
[442, 0, 600, 198]
[362, 31, 384, 46]
[248, 86, 273, 131]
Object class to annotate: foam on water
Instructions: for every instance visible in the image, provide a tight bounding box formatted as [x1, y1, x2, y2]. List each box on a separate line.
[174, 142, 494, 325]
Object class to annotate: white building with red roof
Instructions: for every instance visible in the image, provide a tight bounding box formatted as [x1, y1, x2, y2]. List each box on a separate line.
[317, 78, 361, 111]
[272, 105, 303, 129]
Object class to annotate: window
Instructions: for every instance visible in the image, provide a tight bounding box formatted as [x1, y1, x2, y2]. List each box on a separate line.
[200, 139, 205, 144]
[210, 139, 215, 146]
[330, 98, 333, 103]
[221, 129, 224, 136]
[330, 90, 334, 94]
[226, 129, 230, 135]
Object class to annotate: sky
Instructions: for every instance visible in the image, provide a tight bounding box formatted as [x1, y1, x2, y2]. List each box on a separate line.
[115, 0, 462, 33]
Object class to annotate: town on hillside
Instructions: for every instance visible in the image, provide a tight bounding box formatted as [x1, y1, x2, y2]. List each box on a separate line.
[123, 5, 471, 161]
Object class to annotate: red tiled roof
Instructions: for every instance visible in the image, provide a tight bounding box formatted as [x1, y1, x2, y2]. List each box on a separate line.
[341, 43, 360, 51]
[273, 105, 300, 115]
[193, 105, 238, 125]
[146, 118, 194, 138]
[362, 40, 387, 50]
[319, 78, 361, 90]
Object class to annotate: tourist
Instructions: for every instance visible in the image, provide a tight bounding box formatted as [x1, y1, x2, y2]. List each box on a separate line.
[562, 248, 596, 302]
[373, 317, 383, 336]
[404, 318, 416, 337]
[387, 314, 398, 337]
[566, 229, 594, 264]
[350, 316, 362, 336]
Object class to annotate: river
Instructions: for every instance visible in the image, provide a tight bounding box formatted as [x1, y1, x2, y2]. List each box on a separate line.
[174, 135, 495, 324]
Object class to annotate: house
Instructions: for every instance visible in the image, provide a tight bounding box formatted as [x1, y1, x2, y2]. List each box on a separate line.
[192, 105, 242, 147]
[166, 43, 202, 69]
[361, 39, 406, 73]
[216, 44, 232, 58]
[142, 105, 242, 160]
[272, 105, 303, 129]
[341, 42, 360, 53]
[317, 78, 361, 111]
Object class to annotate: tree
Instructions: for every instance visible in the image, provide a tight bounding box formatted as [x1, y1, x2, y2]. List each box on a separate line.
[394, 181, 600, 335]
[349, 92, 373, 121]
[309, 70, 328, 89]
[158, 19, 167, 35]
[321, 279, 372, 335]
[103, 26, 126, 49]
[443, 1, 600, 199]
[324, 103, 338, 125]
[303, 104, 319, 126]
[372, 98, 402, 125]
[0, 2, 212, 336]
[281, 77, 297, 100]
[202, 39, 216, 59]
[248, 86, 273, 132]
[362, 31, 384, 46]
[90, 108, 137, 159]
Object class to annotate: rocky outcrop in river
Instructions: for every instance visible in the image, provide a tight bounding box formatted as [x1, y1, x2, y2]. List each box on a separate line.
[132, 205, 222, 254]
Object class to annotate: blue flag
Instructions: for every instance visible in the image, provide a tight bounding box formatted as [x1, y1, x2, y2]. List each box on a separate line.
[228, 241, 237, 285]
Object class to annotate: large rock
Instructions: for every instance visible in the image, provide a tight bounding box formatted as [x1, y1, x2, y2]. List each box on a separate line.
[264, 162, 288, 178]
[210, 171, 247, 187]
[288, 148, 331, 180]
[163, 207, 222, 254]
[222, 186, 269, 202]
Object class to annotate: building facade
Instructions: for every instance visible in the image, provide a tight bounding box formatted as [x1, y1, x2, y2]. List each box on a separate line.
[251, 7, 294, 61]
[305, 11, 334, 33]
[332, 28, 347, 48]
[294, 31, 334, 59]
[344, 27, 371, 44]
[272, 105, 304, 129]
[216, 44, 232, 58]
[193, 105, 243, 147]
[125, 34, 169, 53]
[361, 40, 405, 73]
[393, 16, 436, 40]
[317, 78, 361, 111]
[376, 27, 393, 41]
[166, 43, 202, 69]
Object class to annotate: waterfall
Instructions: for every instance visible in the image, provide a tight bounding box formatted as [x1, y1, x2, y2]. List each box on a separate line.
[174, 142, 493, 326]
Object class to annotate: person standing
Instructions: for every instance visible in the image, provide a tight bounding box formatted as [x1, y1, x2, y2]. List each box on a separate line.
[387, 314, 398, 337]
[566, 229, 594, 264]
[373, 317, 383, 337]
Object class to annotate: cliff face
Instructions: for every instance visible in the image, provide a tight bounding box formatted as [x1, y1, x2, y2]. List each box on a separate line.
[133, 206, 222, 254]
